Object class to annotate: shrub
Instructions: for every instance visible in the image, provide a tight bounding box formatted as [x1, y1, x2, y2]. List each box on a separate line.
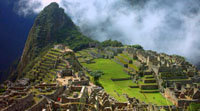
[94, 81, 104, 88]
[187, 103, 200, 111]
[101, 39, 123, 47]
[129, 44, 143, 50]
[0, 88, 6, 93]
[90, 70, 104, 81]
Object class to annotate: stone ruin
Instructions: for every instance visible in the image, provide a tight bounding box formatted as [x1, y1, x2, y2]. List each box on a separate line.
[0, 78, 35, 111]
[164, 84, 200, 107]
[123, 47, 200, 108]
[1, 45, 200, 111]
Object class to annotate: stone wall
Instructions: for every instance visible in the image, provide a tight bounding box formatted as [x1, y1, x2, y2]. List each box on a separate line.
[148, 104, 178, 111]
[163, 88, 199, 107]
[166, 80, 192, 86]
[128, 66, 136, 72]
[129, 86, 139, 88]
[151, 66, 159, 75]
[140, 85, 158, 90]
[9, 87, 26, 90]
[62, 97, 80, 103]
[39, 84, 57, 87]
[176, 99, 200, 107]
[61, 86, 88, 104]
[71, 86, 82, 91]
[46, 86, 65, 100]
[143, 79, 156, 83]
[26, 97, 48, 111]
[123, 68, 136, 76]
[72, 80, 89, 86]
[2, 93, 34, 111]
[133, 61, 142, 69]
[162, 76, 188, 80]
[112, 102, 128, 110]
[164, 88, 179, 105]
[118, 54, 132, 64]
[114, 57, 128, 67]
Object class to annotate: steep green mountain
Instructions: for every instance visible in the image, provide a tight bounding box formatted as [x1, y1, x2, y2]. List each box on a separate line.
[15, 2, 93, 80]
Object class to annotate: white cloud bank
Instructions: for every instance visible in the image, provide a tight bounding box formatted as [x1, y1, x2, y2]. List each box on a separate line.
[17, 0, 200, 65]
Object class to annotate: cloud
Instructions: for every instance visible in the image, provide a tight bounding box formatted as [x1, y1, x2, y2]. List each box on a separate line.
[17, 0, 62, 15]
[17, 0, 200, 65]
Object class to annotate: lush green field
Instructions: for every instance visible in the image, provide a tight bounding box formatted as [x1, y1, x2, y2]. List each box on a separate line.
[82, 59, 172, 106]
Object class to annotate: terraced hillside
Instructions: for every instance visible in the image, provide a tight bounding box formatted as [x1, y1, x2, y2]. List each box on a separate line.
[114, 52, 159, 93]
[76, 48, 102, 63]
[25, 48, 66, 84]
[82, 59, 172, 105]
[77, 48, 172, 106]
[139, 72, 159, 93]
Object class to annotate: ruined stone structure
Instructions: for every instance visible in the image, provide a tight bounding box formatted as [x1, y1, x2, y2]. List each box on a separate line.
[123, 47, 200, 108]
[164, 86, 200, 107]
[1, 45, 200, 110]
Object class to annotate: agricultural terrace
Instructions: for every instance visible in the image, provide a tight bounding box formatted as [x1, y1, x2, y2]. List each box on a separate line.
[82, 59, 172, 106]
[26, 48, 66, 84]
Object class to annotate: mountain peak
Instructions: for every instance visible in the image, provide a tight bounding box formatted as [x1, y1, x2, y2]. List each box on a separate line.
[42, 2, 62, 14]
[45, 2, 59, 9]
[15, 3, 75, 79]
[13, 2, 93, 80]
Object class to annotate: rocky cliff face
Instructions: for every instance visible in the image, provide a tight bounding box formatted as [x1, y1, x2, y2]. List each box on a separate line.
[15, 2, 93, 79]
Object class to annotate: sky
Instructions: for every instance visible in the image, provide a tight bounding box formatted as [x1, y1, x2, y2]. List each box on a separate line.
[16, 0, 200, 65]
[1, 0, 200, 71]
[0, 0, 35, 70]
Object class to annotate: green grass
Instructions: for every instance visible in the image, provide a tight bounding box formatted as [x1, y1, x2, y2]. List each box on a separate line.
[41, 62, 54, 66]
[46, 53, 58, 58]
[51, 48, 62, 53]
[82, 59, 172, 106]
[123, 68, 134, 74]
[140, 89, 160, 93]
[44, 56, 56, 61]
[116, 54, 139, 71]
[78, 58, 86, 63]
[167, 78, 190, 81]
[34, 97, 41, 103]
[114, 80, 137, 86]
[79, 50, 91, 57]
[144, 78, 156, 80]
[49, 50, 62, 55]
[75, 52, 82, 57]
[115, 56, 128, 65]
[128, 64, 139, 71]
[57, 66, 66, 69]
[144, 75, 154, 78]
[119, 53, 131, 60]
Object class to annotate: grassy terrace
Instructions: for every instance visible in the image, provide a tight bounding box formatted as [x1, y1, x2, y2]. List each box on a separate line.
[119, 53, 131, 60]
[75, 52, 82, 57]
[78, 50, 90, 57]
[144, 75, 154, 78]
[115, 56, 128, 65]
[128, 64, 139, 71]
[166, 78, 190, 82]
[26, 48, 66, 84]
[116, 53, 139, 71]
[82, 59, 172, 106]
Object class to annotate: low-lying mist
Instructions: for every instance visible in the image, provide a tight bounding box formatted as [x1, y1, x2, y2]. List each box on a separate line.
[17, 0, 200, 65]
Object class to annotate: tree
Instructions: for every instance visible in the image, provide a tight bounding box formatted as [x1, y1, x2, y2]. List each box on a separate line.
[101, 39, 123, 47]
[90, 70, 103, 81]
[129, 44, 143, 50]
